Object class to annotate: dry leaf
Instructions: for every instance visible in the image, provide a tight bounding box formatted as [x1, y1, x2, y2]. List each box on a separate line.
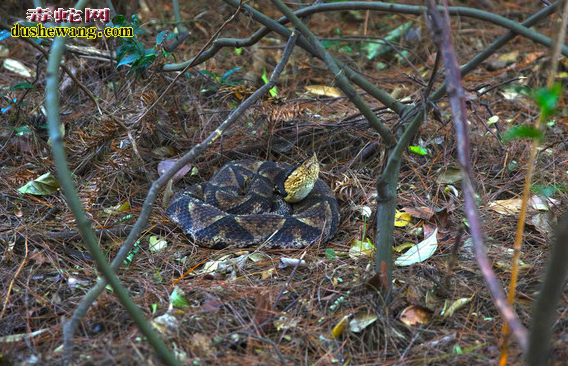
[348, 312, 378, 332]
[440, 296, 474, 319]
[394, 210, 412, 227]
[399, 305, 432, 326]
[3, 59, 35, 78]
[487, 195, 558, 215]
[331, 315, 350, 338]
[305, 85, 342, 98]
[403, 206, 435, 220]
[436, 166, 462, 184]
[395, 228, 438, 266]
[349, 238, 375, 259]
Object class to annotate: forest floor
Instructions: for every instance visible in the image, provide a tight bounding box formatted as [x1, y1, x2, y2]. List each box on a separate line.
[1, 1, 567, 365]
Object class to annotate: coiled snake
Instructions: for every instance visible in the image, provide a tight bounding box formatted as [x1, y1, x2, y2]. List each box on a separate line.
[166, 153, 340, 249]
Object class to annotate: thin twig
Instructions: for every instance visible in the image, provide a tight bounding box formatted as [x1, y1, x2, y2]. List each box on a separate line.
[506, 0, 568, 363]
[426, 0, 528, 351]
[0, 237, 28, 320]
[44, 1, 181, 364]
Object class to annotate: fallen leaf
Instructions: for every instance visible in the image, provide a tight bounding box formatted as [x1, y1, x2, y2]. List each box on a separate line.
[393, 242, 415, 253]
[0, 329, 49, 343]
[158, 159, 196, 180]
[353, 205, 372, 218]
[394, 210, 412, 227]
[149, 236, 168, 252]
[487, 195, 559, 215]
[402, 206, 435, 220]
[528, 211, 556, 236]
[348, 312, 378, 332]
[399, 305, 432, 326]
[485, 50, 519, 71]
[103, 201, 130, 214]
[440, 295, 474, 319]
[152, 311, 180, 335]
[3, 58, 35, 78]
[305, 85, 342, 98]
[349, 238, 375, 259]
[279, 257, 307, 268]
[331, 315, 350, 338]
[395, 228, 438, 266]
[494, 260, 530, 273]
[436, 166, 462, 184]
[18, 172, 60, 195]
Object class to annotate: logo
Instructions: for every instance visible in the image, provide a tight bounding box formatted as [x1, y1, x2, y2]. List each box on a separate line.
[10, 7, 133, 40]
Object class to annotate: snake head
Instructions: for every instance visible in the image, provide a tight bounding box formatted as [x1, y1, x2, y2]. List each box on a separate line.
[280, 152, 320, 203]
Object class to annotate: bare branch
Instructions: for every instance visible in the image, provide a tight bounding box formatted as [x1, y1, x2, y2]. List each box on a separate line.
[425, 0, 528, 351]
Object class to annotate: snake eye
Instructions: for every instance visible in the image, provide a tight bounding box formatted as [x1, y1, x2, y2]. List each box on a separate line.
[283, 152, 319, 203]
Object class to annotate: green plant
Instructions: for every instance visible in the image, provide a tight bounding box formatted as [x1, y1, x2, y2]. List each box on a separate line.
[1, 82, 35, 114]
[111, 15, 177, 75]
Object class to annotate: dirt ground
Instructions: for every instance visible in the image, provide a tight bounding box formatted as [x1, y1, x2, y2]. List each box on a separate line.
[1, 1, 567, 365]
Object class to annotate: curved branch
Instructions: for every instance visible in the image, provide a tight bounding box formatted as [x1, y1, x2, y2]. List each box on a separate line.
[45, 1, 181, 365]
[431, 1, 560, 101]
[165, 1, 565, 73]
[289, 2, 566, 57]
[63, 10, 300, 361]
[163, 0, 407, 117]
[270, 0, 395, 144]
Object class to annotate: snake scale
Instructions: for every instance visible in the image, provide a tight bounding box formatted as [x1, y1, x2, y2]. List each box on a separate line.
[166, 154, 340, 249]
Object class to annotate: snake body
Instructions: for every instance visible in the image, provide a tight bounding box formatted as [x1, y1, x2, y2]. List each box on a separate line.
[166, 159, 340, 249]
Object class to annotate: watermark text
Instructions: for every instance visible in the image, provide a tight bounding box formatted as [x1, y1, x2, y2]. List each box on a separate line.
[11, 23, 133, 39]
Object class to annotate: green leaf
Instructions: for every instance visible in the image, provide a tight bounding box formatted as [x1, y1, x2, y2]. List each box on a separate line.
[325, 248, 337, 261]
[408, 146, 428, 156]
[11, 82, 35, 91]
[137, 51, 156, 65]
[220, 67, 241, 84]
[364, 21, 413, 60]
[234, 47, 242, 55]
[503, 125, 544, 143]
[322, 39, 340, 49]
[199, 69, 217, 78]
[112, 15, 125, 26]
[5, 125, 33, 136]
[261, 68, 269, 84]
[532, 184, 565, 197]
[534, 83, 561, 119]
[261, 68, 278, 97]
[339, 45, 353, 54]
[155, 30, 167, 44]
[117, 53, 140, 67]
[170, 286, 191, 309]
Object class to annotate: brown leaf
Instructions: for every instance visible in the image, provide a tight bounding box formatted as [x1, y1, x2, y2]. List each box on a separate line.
[403, 206, 435, 220]
[399, 305, 432, 326]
